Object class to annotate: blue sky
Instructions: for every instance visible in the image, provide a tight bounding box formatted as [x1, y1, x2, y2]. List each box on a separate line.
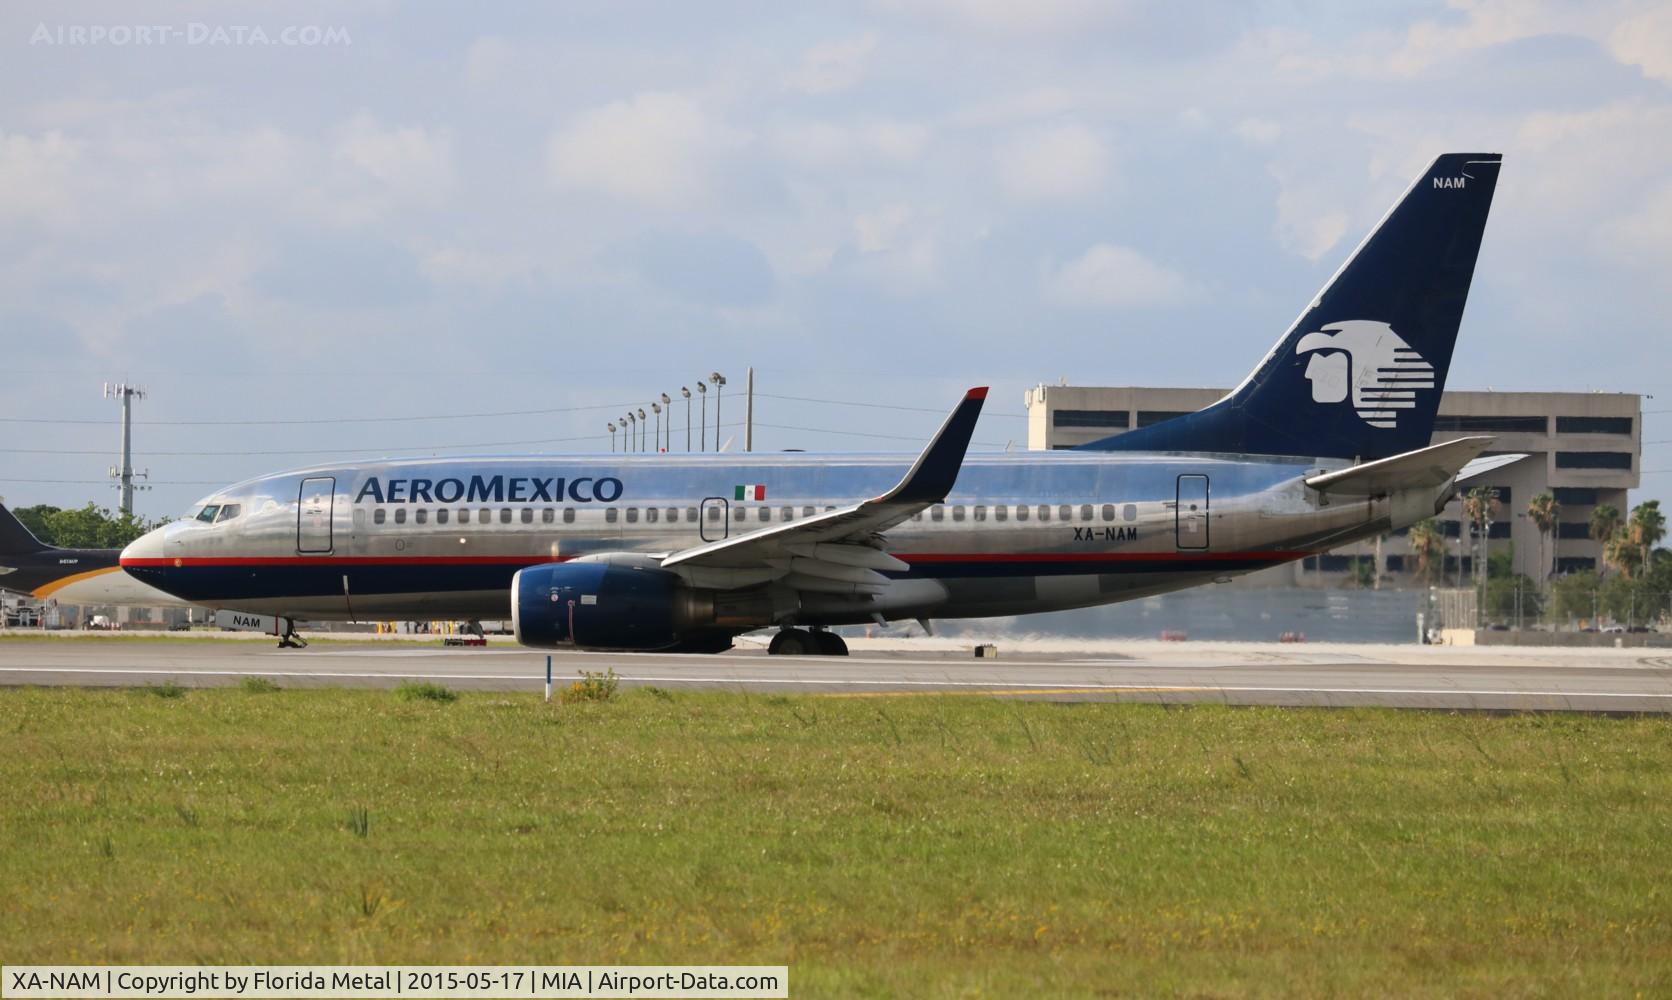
[1, 1, 1669, 518]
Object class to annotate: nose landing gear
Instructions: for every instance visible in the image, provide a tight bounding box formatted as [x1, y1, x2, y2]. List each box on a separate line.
[767, 627, 848, 656]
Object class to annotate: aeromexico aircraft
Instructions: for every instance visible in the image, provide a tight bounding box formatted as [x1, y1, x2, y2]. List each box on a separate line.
[122, 153, 1513, 655]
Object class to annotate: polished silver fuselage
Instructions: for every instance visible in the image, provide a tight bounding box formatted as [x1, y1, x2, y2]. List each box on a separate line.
[120, 450, 1392, 625]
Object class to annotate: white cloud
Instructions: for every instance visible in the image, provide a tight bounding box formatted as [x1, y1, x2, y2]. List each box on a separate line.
[1234, 117, 1282, 145]
[996, 124, 1111, 201]
[786, 33, 878, 94]
[1608, 5, 1672, 82]
[0, 130, 81, 224]
[332, 114, 455, 206]
[771, 117, 929, 169]
[878, 0, 1122, 36]
[1042, 244, 1193, 307]
[546, 92, 747, 204]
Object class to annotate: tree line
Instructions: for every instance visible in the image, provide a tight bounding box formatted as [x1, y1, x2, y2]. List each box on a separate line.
[7, 503, 164, 550]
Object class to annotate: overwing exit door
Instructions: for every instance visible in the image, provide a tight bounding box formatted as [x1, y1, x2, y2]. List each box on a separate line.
[699, 497, 729, 543]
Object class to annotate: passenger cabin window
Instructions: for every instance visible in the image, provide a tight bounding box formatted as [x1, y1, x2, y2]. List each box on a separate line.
[758, 507, 770, 522]
[1102, 504, 1115, 522]
[1059, 505, 1072, 521]
[626, 508, 639, 523]
[995, 505, 1008, 522]
[686, 507, 698, 522]
[665, 508, 678, 523]
[1080, 505, 1092, 521]
[707, 506, 720, 522]
[605, 508, 619, 523]
[563, 508, 576, 524]
[781, 507, 794, 521]
[521, 508, 534, 524]
[542, 509, 554, 524]
[646, 508, 659, 523]
[437, 509, 450, 525]
[394, 508, 407, 525]
[499, 508, 513, 524]
[803, 506, 815, 518]
[930, 506, 945, 522]
[974, 506, 986, 521]
[1038, 506, 1050, 522]
[373, 509, 386, 525]
[1123, 504, 1137, 522]
[195, 505, 221, 523]
[415, 509, 428, 524]
[477, 509, 490, 524]
[1016, 505, 1029, 522]
[952, 506, 966, 522]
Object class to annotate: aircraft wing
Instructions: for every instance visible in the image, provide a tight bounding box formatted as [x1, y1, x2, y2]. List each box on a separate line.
[1304, 435, 1497, 496]
[659, 387, 987, 592]
[1455, 451, 1528, 484]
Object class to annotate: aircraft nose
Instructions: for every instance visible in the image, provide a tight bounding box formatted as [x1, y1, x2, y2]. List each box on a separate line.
[120, 525, 169, 568]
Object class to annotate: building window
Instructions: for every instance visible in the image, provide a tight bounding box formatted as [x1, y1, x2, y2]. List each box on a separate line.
[1433, 415, 1547, 433]
[1486, 522, 1510, 539]
[1137, 410, 1192, 428]
[1052, 409, 1129, 429]
[1385, 555, 1405, 572]
[1552, 487, 1598, 505]
[1556, 556, 1596, 573]
[1556, 416, 1632, 435]
[1556, 451, 1632, 470]
[373, 509, 386, 525]
[1556, 522, 1592, 540]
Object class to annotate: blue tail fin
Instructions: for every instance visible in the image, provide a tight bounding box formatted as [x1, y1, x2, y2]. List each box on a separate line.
[1086, 152, 1502, 460]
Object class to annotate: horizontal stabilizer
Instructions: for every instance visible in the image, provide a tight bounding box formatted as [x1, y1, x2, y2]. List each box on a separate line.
[1456, 452, 1528, 484]
[1304, 436, 1495, 496]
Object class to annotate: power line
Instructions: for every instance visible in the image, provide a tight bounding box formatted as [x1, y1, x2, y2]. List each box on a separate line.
[754, 392, 1027, 420]
[0, 400, 644, 427]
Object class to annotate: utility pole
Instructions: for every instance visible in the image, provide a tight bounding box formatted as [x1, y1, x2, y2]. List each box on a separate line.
[745, 366, 754, 452]
[696, 382, 707, 452]
[104, 382, 147, 515]
[681, 387, 692, 451]
[710, 372, 726, 452]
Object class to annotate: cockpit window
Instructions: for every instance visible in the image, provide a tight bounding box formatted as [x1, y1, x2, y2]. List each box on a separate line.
[215, 504, 242, 523]
[195, 505, 221, 523]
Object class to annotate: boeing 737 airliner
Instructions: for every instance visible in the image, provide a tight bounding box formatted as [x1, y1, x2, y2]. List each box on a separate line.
[121, 153, 1510, 654]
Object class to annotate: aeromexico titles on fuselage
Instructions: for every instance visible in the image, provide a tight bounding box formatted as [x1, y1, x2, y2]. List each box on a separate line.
[352, 473, 624, 506]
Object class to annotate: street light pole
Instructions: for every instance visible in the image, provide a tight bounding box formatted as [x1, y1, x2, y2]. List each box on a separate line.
[710, 372, 726, 452]
[651, 402, 662, 454]
[626, 413, 636, 453]
[681, 387, 692, 451]
[659, 393, 672, 452]
[696, 382, 707, 452]
[607, 422, 616, 452]
[637, 408, 646, 452]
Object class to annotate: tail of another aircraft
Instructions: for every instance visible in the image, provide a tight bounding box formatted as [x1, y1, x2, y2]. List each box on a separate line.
[1085, 152, 1502, 461]
[0, 502, 50, 555]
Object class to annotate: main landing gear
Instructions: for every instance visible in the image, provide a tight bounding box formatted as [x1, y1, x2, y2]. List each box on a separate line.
[276, 619, 308, 649]
[767, 627, 848, 656]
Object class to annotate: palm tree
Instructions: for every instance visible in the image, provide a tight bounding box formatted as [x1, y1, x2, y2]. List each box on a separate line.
[1526, 492, 1560, 583]
[1462, 487, 1500, 589]
[1630, 500, 1666, 574]
[1406, 518, 1446, 584]
[1590, 504, 1620, 577]
[1605, 529, 1642, 579]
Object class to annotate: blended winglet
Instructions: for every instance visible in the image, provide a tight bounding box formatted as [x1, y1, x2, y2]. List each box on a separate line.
[875, 386, 988, 504]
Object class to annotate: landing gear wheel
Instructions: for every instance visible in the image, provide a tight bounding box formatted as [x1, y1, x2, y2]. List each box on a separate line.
[769, 629, 812, 656]
[276, 620, 308, 649]
[813, 630, 848, 656]
[466, 619, 486, 638]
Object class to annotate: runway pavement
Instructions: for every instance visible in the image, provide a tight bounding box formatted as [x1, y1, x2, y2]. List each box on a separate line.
[2, 634, 1671, 711]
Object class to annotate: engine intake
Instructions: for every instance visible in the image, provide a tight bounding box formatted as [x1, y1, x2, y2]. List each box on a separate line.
[514, 562, 695, 650]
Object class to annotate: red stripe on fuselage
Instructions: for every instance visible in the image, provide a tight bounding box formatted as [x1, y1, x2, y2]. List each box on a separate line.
[122, 550, 1306, 569]
[120, 555, 565, 568]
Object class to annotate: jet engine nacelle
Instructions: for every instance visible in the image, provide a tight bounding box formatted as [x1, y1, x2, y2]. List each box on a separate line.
[512, 562, 689, 650]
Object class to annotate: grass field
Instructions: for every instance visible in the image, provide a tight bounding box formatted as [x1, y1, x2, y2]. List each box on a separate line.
[2, 686, 1670, 997]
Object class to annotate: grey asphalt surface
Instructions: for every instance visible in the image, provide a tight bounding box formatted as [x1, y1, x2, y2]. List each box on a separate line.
[2, 635, 1671, 711]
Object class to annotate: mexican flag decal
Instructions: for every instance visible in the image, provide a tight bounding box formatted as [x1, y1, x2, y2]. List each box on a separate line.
[734, 484, 767, 501]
